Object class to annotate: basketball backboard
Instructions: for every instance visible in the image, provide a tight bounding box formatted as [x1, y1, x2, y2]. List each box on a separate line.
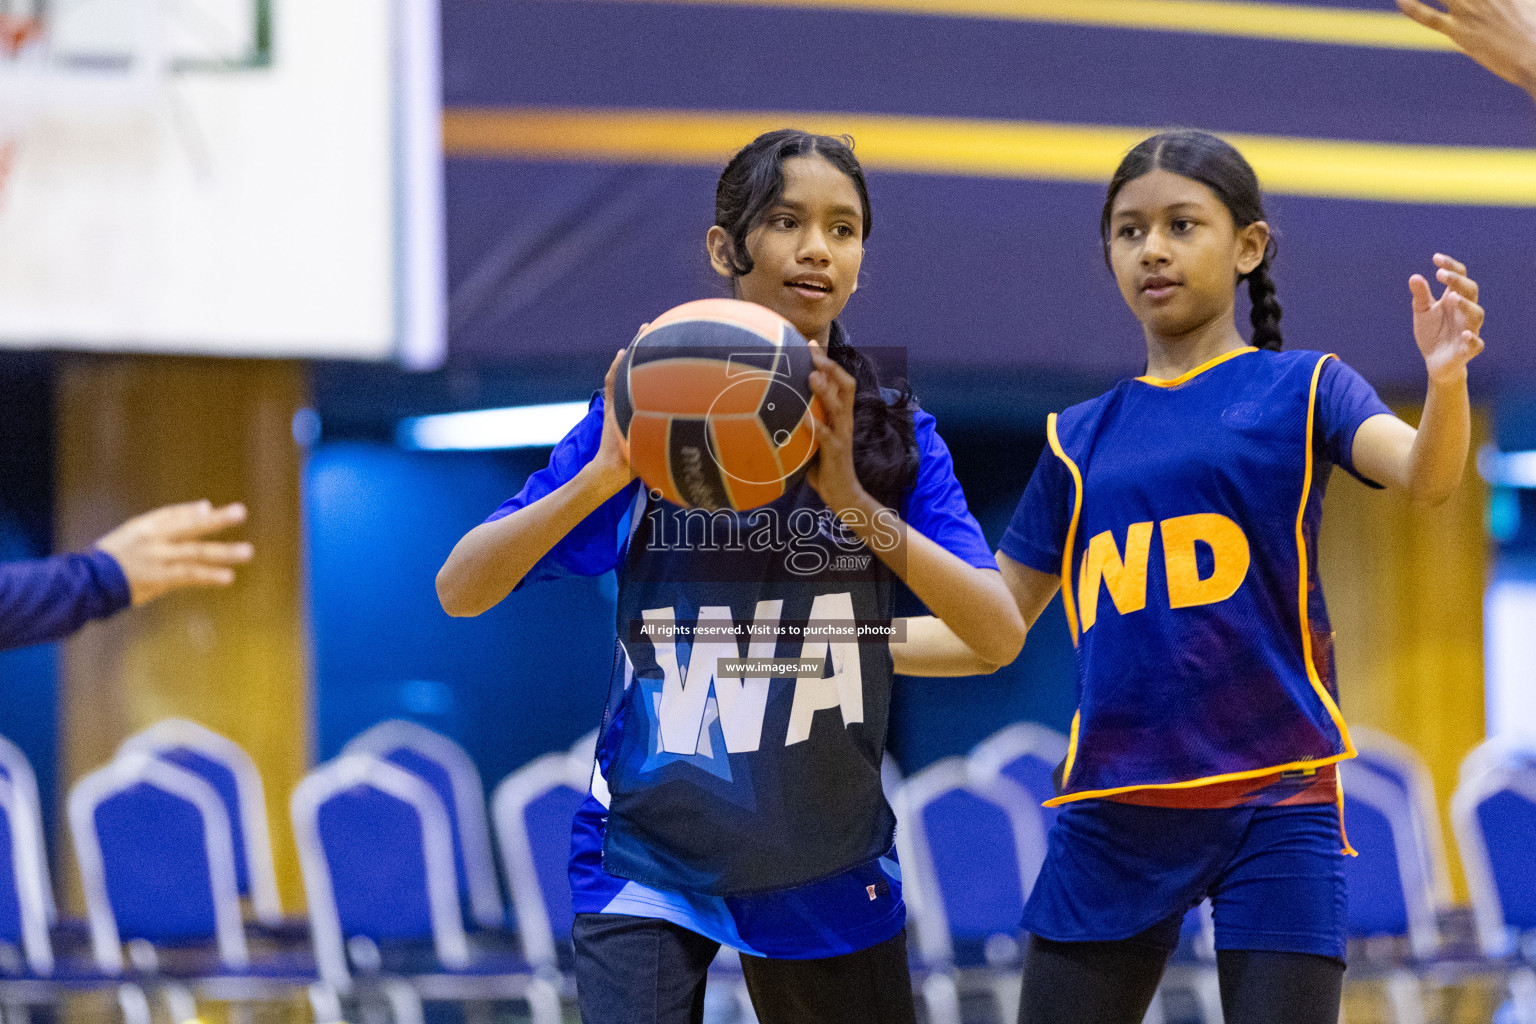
[17, 0, 269, 70]
[0, 0, 444, 365]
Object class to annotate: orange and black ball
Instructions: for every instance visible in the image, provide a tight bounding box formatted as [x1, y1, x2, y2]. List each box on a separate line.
[611, 298, 822, 511]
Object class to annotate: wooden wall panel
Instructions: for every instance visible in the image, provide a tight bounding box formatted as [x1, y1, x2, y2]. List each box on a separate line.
[55, 355, 310, 913]
[1319, 406, 1489, 903]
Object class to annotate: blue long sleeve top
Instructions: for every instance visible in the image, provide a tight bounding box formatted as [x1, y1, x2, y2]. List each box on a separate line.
[0, 550, 132, 652]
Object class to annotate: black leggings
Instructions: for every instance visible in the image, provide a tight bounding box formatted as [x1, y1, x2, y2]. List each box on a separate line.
[572, 913, 917, 1024]
[1016, 934, 1344, 1024]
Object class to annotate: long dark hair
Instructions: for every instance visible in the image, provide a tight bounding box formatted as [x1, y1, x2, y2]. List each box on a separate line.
[715, 129, 917, 507]
[1100, 129, 1282, 351]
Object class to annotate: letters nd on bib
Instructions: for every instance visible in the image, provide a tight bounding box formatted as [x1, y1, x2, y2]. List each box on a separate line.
[1079, 514, 1252, 632]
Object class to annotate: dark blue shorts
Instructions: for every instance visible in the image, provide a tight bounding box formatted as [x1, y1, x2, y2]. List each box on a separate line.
[1023, 801, 1347, 961]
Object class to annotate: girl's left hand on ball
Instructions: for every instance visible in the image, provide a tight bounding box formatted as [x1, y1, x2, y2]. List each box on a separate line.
[805, 349, 866, 515]
[1410, 253, 1486, 385]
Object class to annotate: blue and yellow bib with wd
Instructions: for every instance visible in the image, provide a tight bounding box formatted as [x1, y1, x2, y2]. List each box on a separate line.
[1002, 348, 1392, 809]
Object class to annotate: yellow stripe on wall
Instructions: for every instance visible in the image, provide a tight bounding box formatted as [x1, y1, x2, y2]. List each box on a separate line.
[599, 0, 1458, 51]
[444, 107, 1536, 207]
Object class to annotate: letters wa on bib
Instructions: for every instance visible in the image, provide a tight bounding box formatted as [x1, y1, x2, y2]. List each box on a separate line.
[484, 324, 997, 959]
[1000, 347, 1393, 813]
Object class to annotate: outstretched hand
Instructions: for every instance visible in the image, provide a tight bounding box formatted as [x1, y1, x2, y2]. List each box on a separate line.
[94, 500, 254, 606]
[1409, 253, 1486, 385]
[1397, 0, 1536, 99]
[804, 348, 868, 515]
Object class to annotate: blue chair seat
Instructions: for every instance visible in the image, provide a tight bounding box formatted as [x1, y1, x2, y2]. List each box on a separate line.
[223, 949, 320, 980]
[119, 944, 317, 984]
[1, 953, 118, 987]
[436, 948, 539, 977]
[407, 947, 561, 1003]
[48, 918, 92, 945]
[247, 915, 315, 945]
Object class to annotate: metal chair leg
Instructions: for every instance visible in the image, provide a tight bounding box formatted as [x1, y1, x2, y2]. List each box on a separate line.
[527, 973, 563, 1024]
[988, 971, 1021, 1024]
[163, 983, 199, 1024]
[1509, 967, 1536, 1024]
[1383, 969, 1426, 1024]
[380, 979, 425, 1024]
[1193, 967, 1224, 1024]
[118, 984, 152, 1024]
[734, 980, 759, 1024]
[309, 983, 346, 1024]
[920, 972, 962, 1024]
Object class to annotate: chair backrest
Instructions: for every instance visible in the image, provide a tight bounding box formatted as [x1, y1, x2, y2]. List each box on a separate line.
[491, 751, 590, 971]
[69, 751, 247, 973]
[1350, 725, 1454, 909]
[342, 720, 502, 929]
[0, 775, 52, 975]
[292, 754, 470, 991]
[1452, 742, 1536, 957]
[1339, 760, 1439, 960]
[117, 718, 282, 925]
[895, 757, 1045, 969]
[1458, 734, 1536, 789]
[0, 734, 55, 923]
[968, 722, 1069, 831]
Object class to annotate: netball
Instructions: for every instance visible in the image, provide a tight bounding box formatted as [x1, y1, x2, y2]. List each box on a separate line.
[611, 298, 822, 511]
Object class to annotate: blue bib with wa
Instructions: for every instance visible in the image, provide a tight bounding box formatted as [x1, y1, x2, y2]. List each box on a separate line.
[599, 483, 896, 896]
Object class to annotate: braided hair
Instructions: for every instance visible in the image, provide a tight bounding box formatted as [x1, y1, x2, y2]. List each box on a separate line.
[714, 129, 917, 507]
[1100, 129, 1283, 351]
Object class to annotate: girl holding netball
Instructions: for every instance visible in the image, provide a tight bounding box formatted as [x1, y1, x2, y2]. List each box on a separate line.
[989, 129, 1483, 1024]
[437, 129, 1023, 1024]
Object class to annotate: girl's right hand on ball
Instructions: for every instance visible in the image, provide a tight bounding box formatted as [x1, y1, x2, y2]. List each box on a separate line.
[590, 347, 636, 495]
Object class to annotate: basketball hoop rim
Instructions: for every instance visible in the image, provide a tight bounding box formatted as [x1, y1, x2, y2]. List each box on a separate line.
[0, 15, 43, 59]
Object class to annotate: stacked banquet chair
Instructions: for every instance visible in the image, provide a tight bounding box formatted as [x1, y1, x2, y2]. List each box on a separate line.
[1336, 757, 1439, 1024]
[0, 736, 58, 929]
[116, 719, 288, 932]
[293, 723, 560, 1024]
[1351, 726, 1458, 915]
[1452, 735, 1536, 1024]
[1335, 726, 1509, 1024]
[0, 733, 124, 1023]
[0, 769, 54, 1019]
[967, 722, 1067, 833]
[489, 737, 590, 1017]
[904, 723, 1285, 1024]
[69, 721, 318, 1024]
[954, 723, 1095, 1021]
[894, 751, 1048, 1024]
[899, 724, 1201, 1024]
[961, 722, 1199, 1022]
[341, 721, 505, 932]
[491, 729, 758, 1024]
